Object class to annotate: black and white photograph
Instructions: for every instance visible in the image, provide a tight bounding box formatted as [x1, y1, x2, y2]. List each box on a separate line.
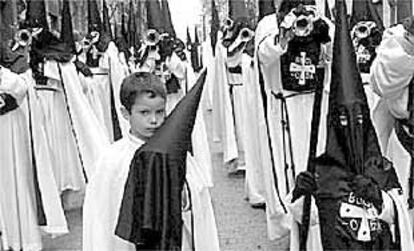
[2, 0, 414, 250]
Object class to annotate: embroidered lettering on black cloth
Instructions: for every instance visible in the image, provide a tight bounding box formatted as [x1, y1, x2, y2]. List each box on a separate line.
[337, 192, 383, 242]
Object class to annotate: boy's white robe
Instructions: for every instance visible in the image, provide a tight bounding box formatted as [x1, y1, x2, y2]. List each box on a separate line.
[83, 134, 219, 251]
[0, 68, 41, 251]
[255, 13, 332, 240]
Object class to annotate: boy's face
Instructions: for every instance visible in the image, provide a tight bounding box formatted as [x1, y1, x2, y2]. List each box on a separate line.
[123, 93, 166, 141]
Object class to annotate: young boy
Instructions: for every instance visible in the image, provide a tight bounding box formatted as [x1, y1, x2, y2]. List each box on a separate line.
[82, 72, 219, 251]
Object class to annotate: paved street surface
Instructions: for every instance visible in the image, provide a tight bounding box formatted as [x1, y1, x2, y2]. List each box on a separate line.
[43, 111, 289, 250]
[209, 152, 289, 251]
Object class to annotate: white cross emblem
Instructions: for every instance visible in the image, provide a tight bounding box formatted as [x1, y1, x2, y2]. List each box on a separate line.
[289, 52, 316, 86]
[339, 193, 380, 242]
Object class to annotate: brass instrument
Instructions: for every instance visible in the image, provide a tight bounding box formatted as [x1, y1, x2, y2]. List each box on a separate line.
[352, 21, 376, 40]
[280, 5, 319, 38]
[12, 29, 32, 51]
[223, 17, 234, 31]
[238, 27, 255, 42]
[145, 29, 160, 46]
[227, 27, 254, 53]
[292, 15, 314, 37]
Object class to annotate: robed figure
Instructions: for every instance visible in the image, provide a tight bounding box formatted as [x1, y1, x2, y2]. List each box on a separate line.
[370, 11, 414, 218]
[289, 1, 414, 250]
[1, 1, 68, 249]
[254, 0, 333, 239]
[83, 72, 219, 251]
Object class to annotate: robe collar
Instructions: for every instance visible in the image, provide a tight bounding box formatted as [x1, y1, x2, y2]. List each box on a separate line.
[127, 132, 145, 148]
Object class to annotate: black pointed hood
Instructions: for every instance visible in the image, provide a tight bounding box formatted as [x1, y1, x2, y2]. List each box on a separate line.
[114, 3, 129, 58]
[146, 0, 164, 33]
[87, 0, 102, 33]
[350, 0, 384, 31]
[0, 0, 15, 42]
[225, 0, 253, 46]
[0, 1, 24, 70]
[121, 2, 129, 43]
[102, 0, 113, 40]
[397, 0, 413, 22]
[127, 0, 137, 49]
[325, 0, 381, 174]
[161, 0, 176, 36]
[0, 1, 32, 73]
[140, 69, 205, 157]
[278, 0, 316, 24]
[325, 0, 332, 20]
[61, 0, 76, 53]
[26, 0, 48, 29]
[116, 70, 207, 250]
[186, 27, 192, 49]
[229, 0, 249, 21]
[88, 0, 111, 52]
[258, 0, 276, 22]
[210, 0, 220, 56]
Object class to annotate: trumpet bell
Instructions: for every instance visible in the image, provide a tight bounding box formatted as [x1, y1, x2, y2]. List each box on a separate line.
[14, 29, 33, 48]
[145, 29, 160, 46]
[352, 21, 376, 40]
[238, 27, 254, 42]
[224, 17, 234, 31]
[292, 15, 314, 37]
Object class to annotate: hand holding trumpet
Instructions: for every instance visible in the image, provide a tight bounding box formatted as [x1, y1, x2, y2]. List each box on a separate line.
[277, 27, 295, 49]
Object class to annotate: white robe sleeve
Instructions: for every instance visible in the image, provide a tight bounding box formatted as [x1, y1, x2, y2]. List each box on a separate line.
[370, 25, 414, 119]
[382, 188, 414, 251]
[168, 53, 187, 81]
[257, 33, 288, 65]
[285, 194, 324, 251]
[0, 68, 28, 104]
[82, 140, 137, 251]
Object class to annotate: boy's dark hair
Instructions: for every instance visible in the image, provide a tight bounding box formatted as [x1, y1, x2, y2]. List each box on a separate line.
[120, 72, 166, 112]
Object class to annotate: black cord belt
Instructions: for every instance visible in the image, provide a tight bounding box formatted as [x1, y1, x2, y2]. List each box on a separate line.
[270, 90, 315, 193]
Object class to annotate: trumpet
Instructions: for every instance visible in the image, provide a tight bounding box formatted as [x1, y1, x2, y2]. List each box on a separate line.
[12, 29, 32, 51]
[145, 29, 160, 46]
[238, 27, 255, 42]
[292, 15, 314, 37]
[227, 27, 254, 53]
[352, 21, 376, 40]
[223, 17, 234, 31]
